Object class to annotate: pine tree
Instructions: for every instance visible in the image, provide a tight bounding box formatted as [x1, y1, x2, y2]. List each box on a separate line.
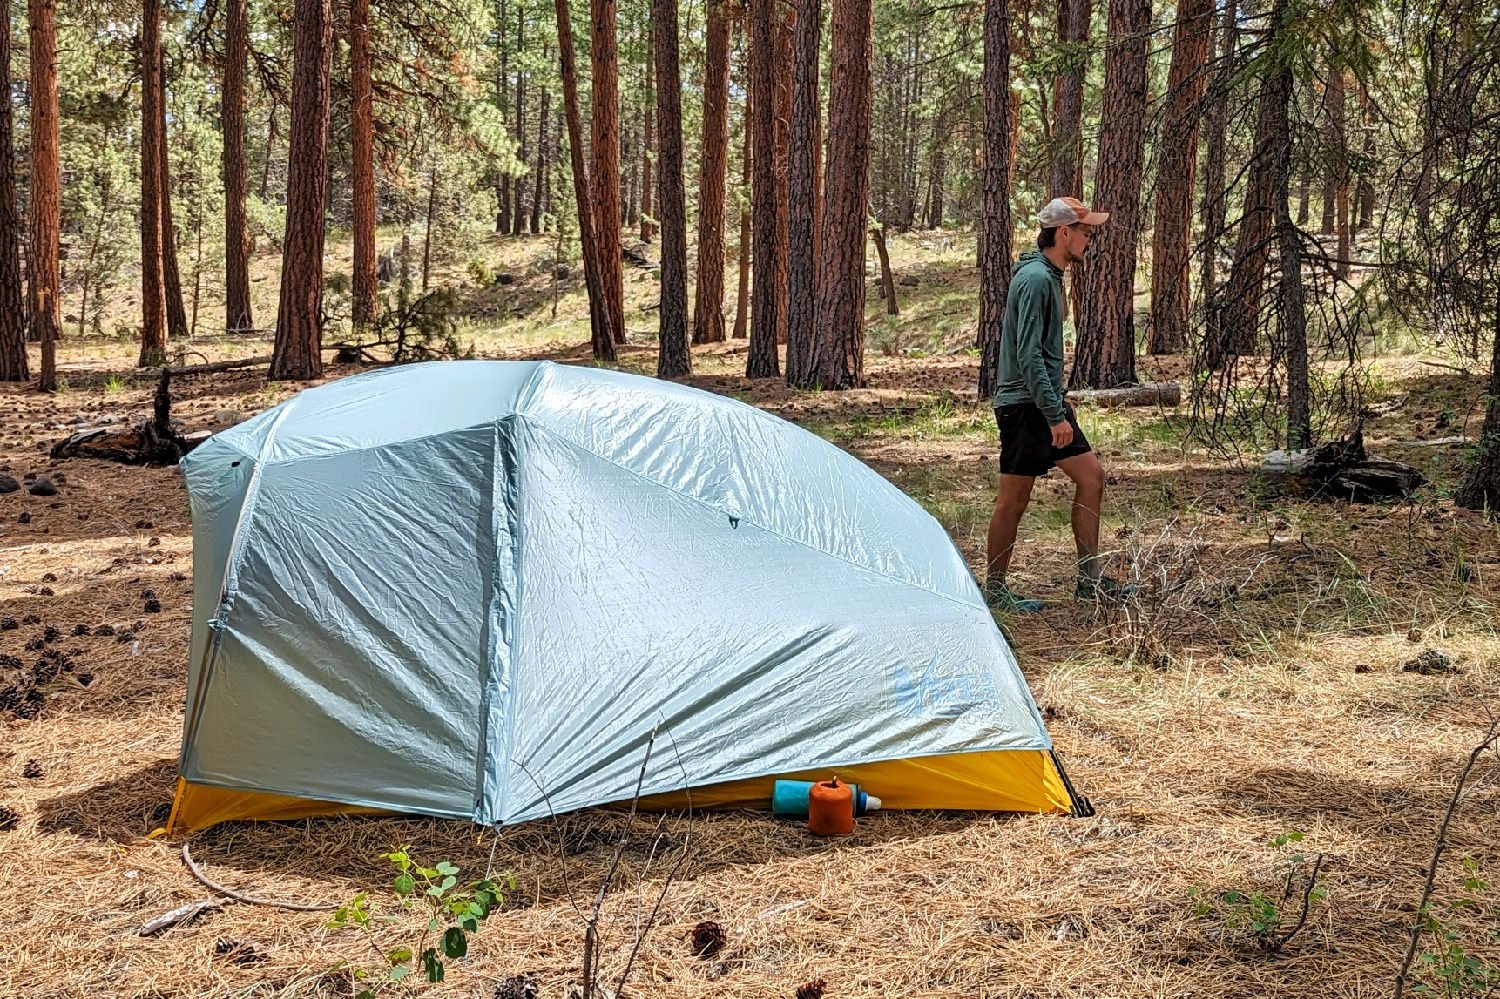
[653, 0, 689, 378]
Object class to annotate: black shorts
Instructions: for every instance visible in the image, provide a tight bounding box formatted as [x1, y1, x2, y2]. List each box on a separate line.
[995, 403, 1092, 477]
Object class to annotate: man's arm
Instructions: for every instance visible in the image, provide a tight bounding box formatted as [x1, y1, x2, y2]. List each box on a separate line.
[1011, 278, 1068, 427]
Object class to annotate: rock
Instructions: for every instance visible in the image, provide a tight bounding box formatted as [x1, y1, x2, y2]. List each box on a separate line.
[26, 478, 57, 497]
[496, 273, 515, 285]
[899, 274, 920, 287]
[0, 474, 17, 494]
[553, 265, 570, 280]
[1402, 649, 1457, 675]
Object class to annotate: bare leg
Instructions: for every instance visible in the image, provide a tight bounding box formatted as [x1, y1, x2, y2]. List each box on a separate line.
[1055, 451, 1106, 579]
[986, 473, 1037, 581]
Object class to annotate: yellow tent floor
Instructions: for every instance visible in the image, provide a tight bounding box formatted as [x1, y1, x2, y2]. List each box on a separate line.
[166, 749, 1074, 834]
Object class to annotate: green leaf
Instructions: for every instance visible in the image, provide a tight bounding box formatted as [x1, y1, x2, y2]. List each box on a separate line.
[394, 873, 416, 896]
[387, 947, 413, 965]
[357, 990, 376, 999]
[443, 926, 468, 958]
[389, 965, 411, 982]
[441, 875, 457, 891]
[435, 861, 459, 876]
[422, 948, 445, 983]
[429, 917, 441, 932]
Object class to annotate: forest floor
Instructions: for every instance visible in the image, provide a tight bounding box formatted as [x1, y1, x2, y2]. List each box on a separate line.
[1, 231, 1498, 998]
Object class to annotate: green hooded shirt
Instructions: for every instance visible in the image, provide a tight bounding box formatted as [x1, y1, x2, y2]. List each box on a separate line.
[991, 251, 1067, 426]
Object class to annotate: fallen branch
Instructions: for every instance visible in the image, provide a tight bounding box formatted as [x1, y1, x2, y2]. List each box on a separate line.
[1271, 853, 1324, 951]
[163, 355, 271, 376]
[180, 842, 336, 912]
[1393, 714, 1500, 999]
[138, 897, 225, 936]
[1069, 382, 1181, 408]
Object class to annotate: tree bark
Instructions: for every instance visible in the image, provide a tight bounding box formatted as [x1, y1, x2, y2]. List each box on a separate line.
[350, 0, 377, 331]
[422, 161, 437, 292]
[785, 0, 821, 386]
[1071, 0, 1149, 389]
[692, 0, 731, 346]
[773, 10, 792, 347]
[139, 0, 168, 368]
[641, 20, 655, 243]
[530, 77, 549, 235]
[590, 0, 626, 342]
[159, 49, 189, 344]
[269, 0, 332, 382]
[1270, 54, 1309, 448]
[1147, 0, 1211, 355]
[733, 79, 752, 341]
[222, 0, 253, 334]
[554, 0, 615, 359]
[809, 0, 872, 390]
[512, 2, 528, 236]
[1208, 33, 1289, 368]
[0, 0, 28, 382]
[976, 0, 1014, 401]
[1049, 0, 1091, 199]
[498, 0, 512, 234]
[1320, 66, 1343, 236]
[872, 224, 897, 316]
[1333, 68, 1351, 280]
[28, 0, 58, 390]
[1196, 0, 1235, 339]
[746, 0, 781, 377]
[925, 111, 946, 230]
[1454, 286, 1500, 512]
[653, 0, 689, 378]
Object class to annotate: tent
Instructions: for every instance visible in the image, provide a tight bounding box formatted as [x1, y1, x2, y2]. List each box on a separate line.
[166, 361, 1087, 833]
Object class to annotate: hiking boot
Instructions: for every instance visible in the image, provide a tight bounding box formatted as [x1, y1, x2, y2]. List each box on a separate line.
[1075, 574, 1138, 605]
[982, 579, 1047, 614]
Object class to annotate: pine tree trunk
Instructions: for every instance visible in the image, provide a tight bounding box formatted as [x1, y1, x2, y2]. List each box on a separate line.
[1146, 0, 1211, 355]
[691, 0, 731, 346]
[28, 0, 58, 389]
[1454, 290, 1500, 512]
[1049, 0, 1090, 198]
[746, 0, 780, 377]
[530, 78, 549, 234]
[872, 224, 897, 315]
[590, 0, 626, 342]
[641, 22, 654, 244]
[223, 0, 253, 334]
[1196, 0, 1235, 333]
[773, 11, 792, 347]
[1071, 0, 1148, 389]
[1333, 70, 1351, 280]
[925, 112, 946, 229]
[653, 0, 689, 378]
[1208, 37, 1288, 368]
[159, 51, 189, 344]
[350, 0, 377, 331]
[422, 162, 437, 292]
[269, 0, 332, 382]
[733, 82, 751, 341]
[498, 0, 512, 234]
[1322, 64, 1346, 247]
[1295, 168, 1310, 225]
[976, 0, 1013, 400]
[1356, 83, 1375, 231]
[139, 0, 168, 367]
[0, 0, 28, 382]
[554, 0, 615, 360]
[512, 5, 528, 237]
[785, 0, 821, 386]
[810, 0, 872, 389]
[1270, 53, 1309, 448]
[260, 102, 277, 201]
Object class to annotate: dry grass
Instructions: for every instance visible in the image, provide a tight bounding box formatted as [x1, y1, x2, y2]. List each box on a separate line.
[3, 234, 1500, 998]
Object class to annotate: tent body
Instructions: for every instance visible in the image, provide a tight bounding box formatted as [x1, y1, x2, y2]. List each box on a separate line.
[169, 361, 1078, 833]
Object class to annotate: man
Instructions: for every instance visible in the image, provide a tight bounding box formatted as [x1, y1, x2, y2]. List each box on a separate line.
[982, 197, 1133, 613]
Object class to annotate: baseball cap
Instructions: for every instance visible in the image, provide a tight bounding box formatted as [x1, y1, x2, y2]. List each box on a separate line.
[1037, 197, 1109, 228]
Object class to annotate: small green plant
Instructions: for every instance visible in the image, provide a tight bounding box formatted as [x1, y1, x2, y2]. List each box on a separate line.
[1190, 830, 1327, 951]
[1411, 859, 1500, 996]
[103, 375, 126, 394]
[326, 846, 512, 996]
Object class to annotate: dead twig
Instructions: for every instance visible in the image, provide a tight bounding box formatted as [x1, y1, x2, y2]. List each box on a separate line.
[1271, 853, 1324, 951]
[180, 842, 335, 912]
[1393, 712, 1500, 998]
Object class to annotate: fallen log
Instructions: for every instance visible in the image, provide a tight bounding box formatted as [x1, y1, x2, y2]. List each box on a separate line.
[1069, 382, 1181, 408]
[163, 355, 271, 376]
[51, 369, 205, 466]
[1260, 431, 1426, 503]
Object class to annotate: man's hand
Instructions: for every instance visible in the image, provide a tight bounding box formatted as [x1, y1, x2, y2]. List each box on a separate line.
[1050, 419, 1074, 449]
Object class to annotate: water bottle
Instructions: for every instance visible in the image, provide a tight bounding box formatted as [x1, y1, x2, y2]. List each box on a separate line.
[771, 779, 883, 821]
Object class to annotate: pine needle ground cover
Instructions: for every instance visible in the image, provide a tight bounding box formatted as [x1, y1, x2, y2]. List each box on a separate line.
[1, 238, 1496, 999]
